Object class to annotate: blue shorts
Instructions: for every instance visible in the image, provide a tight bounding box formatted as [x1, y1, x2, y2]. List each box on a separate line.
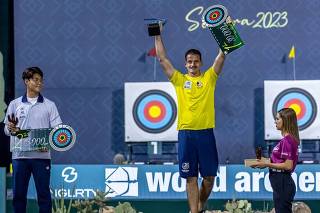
[178, 128, 218, 178]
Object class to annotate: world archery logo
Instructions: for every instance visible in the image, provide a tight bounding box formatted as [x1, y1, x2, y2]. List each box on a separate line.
[105, 167, 138, 197]
[132, 90, 177, 133]
[272, 88, 317, 130]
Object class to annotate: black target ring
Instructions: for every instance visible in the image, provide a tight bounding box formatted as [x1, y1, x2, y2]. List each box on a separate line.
[132, 90, 177, 133]
[272, 88, 317, 130]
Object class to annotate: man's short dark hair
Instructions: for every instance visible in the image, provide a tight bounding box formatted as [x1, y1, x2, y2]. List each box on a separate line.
[22, 67, 43, 80]
[185, 49, 202, 61]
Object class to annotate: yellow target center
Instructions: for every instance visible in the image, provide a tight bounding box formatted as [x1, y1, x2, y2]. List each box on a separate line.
[289, 104, 301, 115]
[149, 106, 161, 118]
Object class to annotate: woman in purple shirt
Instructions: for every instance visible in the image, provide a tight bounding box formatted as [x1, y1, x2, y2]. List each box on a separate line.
[251, 108, 299, 213]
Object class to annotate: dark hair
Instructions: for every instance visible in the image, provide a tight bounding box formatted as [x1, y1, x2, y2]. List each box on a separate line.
[185, 49, 202, 61]
[22, 67, 43, 80]
[278, 108, 300, 143]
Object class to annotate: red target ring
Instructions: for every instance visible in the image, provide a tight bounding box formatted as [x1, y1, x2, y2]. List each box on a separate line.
[133, 90, 177, 133]
[143, 100, 166, 122]
[210, 11, 220, 21]
[284, 98, 306, 120]
[57, 132, 68, 144]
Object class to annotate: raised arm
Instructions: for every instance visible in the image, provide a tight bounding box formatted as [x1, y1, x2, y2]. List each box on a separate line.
[155, 35, 175, 79]
[212, 49, 226, 76]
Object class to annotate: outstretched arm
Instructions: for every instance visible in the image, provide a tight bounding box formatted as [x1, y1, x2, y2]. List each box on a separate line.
[155, 34, 175, 79]
[212, 49, 226, 76]
[250, 159, 293, 171]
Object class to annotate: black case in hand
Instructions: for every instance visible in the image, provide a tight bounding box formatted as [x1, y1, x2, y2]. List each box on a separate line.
[147, 23, 160, 36]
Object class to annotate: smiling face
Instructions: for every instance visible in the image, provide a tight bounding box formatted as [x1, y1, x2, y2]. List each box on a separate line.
[185, 53, 202, 77]
[275, 113, 283, 131]
[25, 73, 43, 95]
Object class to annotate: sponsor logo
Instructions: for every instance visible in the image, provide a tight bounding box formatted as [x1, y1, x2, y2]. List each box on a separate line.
[105, 167, 138, 197]
[196, 81, 203, 88]
[61, 167, 78, 183]
[182, 162, 189, 173]
[184, 81, 192, 89]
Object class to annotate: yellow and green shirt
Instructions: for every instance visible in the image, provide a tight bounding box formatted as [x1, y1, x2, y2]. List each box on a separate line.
[170, 67, 218, 130]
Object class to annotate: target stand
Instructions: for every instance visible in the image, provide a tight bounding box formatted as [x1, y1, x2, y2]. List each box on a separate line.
[11, 124, 76, 152]
[125, 82, 179, 164]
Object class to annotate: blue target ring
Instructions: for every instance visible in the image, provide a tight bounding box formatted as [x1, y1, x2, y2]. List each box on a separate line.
[52, 129, 72, 148]
[133, 90, 177, 133]
[272, 88, 317, 130]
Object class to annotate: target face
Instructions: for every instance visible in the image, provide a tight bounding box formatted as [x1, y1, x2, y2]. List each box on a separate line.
[49, 125, 76, 151]
[272, 88, 317, 130]
[132, 90, 177, 133]
[202, 5, 228, 27]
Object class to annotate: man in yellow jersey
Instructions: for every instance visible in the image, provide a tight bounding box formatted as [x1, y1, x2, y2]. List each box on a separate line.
[154, 27, 225, 213]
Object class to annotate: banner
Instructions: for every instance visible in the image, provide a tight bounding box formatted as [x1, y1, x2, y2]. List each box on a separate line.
[26, 164, 320, 200]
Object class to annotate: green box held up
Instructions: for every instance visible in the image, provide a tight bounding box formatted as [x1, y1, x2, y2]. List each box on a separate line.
[202, 5, 244, 55]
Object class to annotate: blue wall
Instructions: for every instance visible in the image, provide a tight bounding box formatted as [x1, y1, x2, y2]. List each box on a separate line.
[13, 0, 320, 163]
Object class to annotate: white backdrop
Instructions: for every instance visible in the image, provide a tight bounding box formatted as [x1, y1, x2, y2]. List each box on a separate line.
[264, 80, 320, 140]
[125, 82, 178, 142]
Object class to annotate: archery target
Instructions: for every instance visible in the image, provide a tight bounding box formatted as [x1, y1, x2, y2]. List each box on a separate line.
[125, 82, 178, 142]
[202, 5, 228, 28]
[49, 124, 76, 151]
[133, 90, 176, 133]
[264, 81, 320, 140]
[272, 88, 317, 130]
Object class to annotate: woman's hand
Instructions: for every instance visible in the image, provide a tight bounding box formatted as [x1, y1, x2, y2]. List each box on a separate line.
[250, 160, 267, 169]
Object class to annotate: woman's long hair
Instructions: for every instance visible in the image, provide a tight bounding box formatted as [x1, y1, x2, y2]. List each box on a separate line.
[278, 108, 300, 144]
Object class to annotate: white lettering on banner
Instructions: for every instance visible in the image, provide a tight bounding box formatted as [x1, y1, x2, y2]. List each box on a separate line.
[146, 167, 227, 193]
[212, 166, 226, 192]
[51, 188, 95, 198]
[146, 172, 172, 192]
[185, 6, 288, 31]
[299, 172, 315, 192]
[234, 171, 320, 193]
[252, 172, 265, 192]
[235, 171, 272, 192]
[171, 172, 186, 192]
[316, 173, 320, 192]
[235, 172, 251, 192]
